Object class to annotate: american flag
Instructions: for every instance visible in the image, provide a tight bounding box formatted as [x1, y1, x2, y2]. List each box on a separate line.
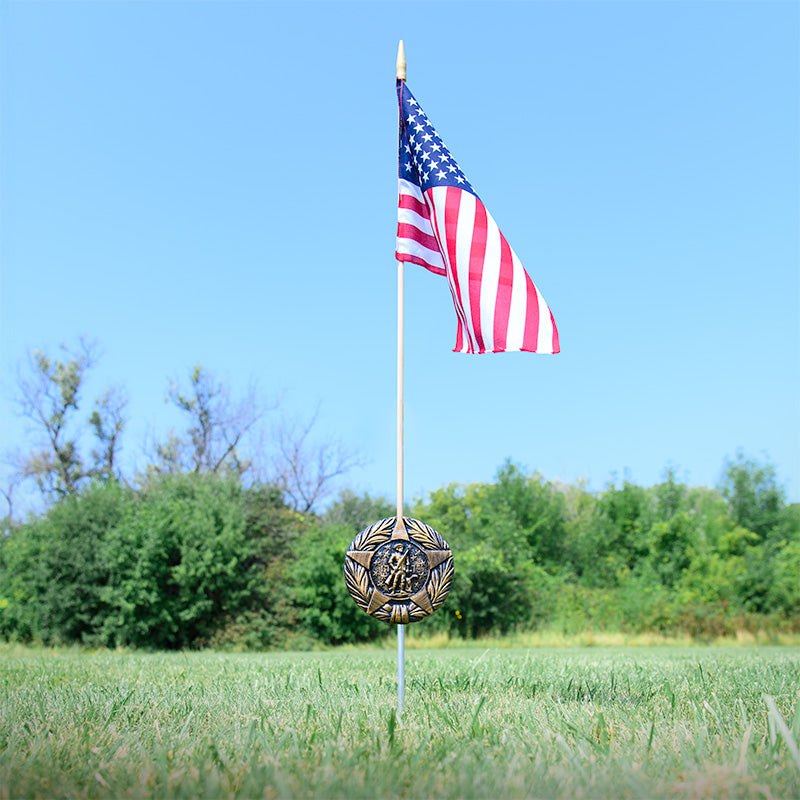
[396, 80, 560, 354]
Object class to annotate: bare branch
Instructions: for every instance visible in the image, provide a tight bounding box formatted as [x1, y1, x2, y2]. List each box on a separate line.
[273, 410, 363, 513]
[89, 386, 128, 481]
[154, 366, 267, 479]
[0, 471, 22, 528]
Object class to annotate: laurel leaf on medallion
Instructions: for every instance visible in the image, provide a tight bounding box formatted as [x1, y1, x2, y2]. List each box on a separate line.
[404, 517, 445, 550]
[427, 560, 454, 609]
[343, 558, 369, 611]
[344, 557, 391, 622]
[350, 517, 394, 552]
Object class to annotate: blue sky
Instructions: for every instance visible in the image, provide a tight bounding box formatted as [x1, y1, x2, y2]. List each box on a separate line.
[1, 0, 798, 511]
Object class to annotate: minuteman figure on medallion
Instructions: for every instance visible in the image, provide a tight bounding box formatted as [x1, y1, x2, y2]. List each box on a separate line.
[344, 516, 454, 625]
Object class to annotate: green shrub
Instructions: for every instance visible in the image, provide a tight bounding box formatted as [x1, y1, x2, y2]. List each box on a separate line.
[290, 523, 387, 646]
[102, 474, 254, 648]
[422, 543, 558, 638]
[0, 480, 131, 644]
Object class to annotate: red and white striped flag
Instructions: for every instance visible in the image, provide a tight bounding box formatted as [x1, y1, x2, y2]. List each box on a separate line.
[396, 80, 560, 354]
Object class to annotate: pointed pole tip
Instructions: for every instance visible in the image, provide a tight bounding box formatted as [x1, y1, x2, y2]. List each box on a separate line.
[396, 40, 406, 81]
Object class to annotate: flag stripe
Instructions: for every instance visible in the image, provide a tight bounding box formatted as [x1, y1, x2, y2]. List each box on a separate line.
[398, 192, 429, 219]
[397, 222, 440, 254]
[396, 178, 446, 274]
[479, 210, 501, 351]
[395, 244, 447, 275]
[441, 187, 474, 353]
[454, 191, 478, 354]
[506, 248, 527, 351]
[491, 230, 514, 352]
[428, 186, 468, 353]
[397, 206, 433, 235]
[521, 267, 541, 352]
[550, 309, 560, 353]
[467, 197, 488, 353]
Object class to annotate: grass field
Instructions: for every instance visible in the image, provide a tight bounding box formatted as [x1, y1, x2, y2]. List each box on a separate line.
[1, 643, 799, 799]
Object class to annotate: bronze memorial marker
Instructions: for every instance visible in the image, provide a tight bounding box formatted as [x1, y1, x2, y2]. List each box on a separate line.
[344, 516, 453, 624]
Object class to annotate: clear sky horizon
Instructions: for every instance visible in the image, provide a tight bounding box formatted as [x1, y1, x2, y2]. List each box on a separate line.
[1, 0, 798, 513]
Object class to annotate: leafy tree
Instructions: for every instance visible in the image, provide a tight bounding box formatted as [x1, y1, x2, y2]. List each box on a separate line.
[410, 463, 569, 636]
[290, 523, 386, 645]
[428, 543, 557, 638]
[0, 480, 131, 644]
[576, 479, 653, 587]
[151, 367, 361, 514]
[647, 512, 698, 587]
[2, 446, 797, 649]
[11, 340, 126, 504]
[152, 366, 264, 479]
[552, 478, 594, 579]
[411, 483, 474, 547]
[635, 472, 699, 588]
[244, 483, 304, 564]
[220, 484, 311, 649]
[88, 388, 127, 482]
[481, 461, 569, 569]
[765, 539, 800, 615]
[719, 452, 786, 540]
[736, 512, 799, 617]
[653, 468, 689, 521]
[102, 473, 256, 649]
[323, 490, 395, 533]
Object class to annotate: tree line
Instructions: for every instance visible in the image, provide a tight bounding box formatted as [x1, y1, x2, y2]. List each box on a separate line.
[1, 343, 798, 648]
[3, 339, 358, 519]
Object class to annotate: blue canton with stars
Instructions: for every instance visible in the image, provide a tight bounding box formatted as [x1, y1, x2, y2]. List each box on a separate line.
[397, 80, 475, 197]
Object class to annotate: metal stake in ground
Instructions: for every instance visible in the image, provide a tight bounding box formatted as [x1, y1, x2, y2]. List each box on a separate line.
[343, 517, 454, 709]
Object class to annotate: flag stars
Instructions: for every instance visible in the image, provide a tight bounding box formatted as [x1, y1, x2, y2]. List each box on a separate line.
[399, 87, 474, 195]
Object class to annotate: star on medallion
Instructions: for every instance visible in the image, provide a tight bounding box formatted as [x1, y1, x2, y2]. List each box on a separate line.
[345, 517, 453, 619]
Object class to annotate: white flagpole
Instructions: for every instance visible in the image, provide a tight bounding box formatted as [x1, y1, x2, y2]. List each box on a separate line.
[397, 251, 405, 715]
[396, 39, 407, 716]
